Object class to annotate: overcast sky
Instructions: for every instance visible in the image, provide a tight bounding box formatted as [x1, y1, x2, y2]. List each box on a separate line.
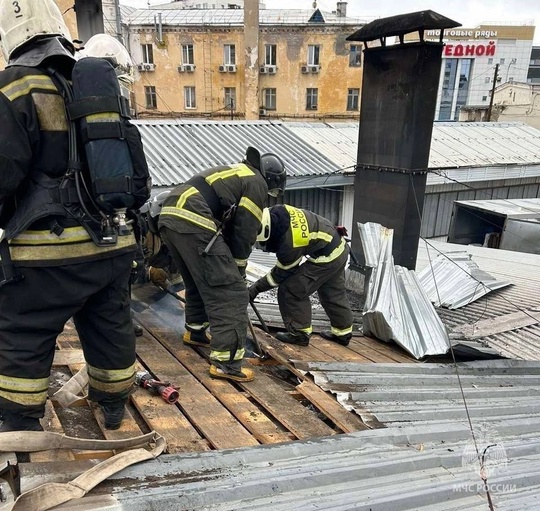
[121, 0, 540, 44]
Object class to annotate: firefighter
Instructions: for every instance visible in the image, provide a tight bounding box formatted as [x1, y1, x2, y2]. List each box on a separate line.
[0, 2, 149, 431]
[249, 205, 354, 347]
[158, 148, 286, 382]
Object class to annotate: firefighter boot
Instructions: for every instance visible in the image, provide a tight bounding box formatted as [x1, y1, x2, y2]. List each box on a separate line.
[183, 329, 212, 347]
[320, 330, 353, 347]
[276, 331, 310, 347]
[100, 402, 126, 430]
[0, 411, 43, 432]
[209, 363, 254, 382]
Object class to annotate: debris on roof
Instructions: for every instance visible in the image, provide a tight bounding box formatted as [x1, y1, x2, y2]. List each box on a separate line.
[417, 250, 512, 309]
[359, 222, 450, 359]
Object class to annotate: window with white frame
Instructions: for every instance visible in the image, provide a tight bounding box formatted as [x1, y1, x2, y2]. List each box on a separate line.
[349, 45, 361, 67]
[224, 87, 236, 109]
[307, 45, 320, 66]
[347, 88, 359, 111]
[306, 88, 318, 110]
[141, 44, 154, 64]
[184, 86, 196, 109]
[182, 44, 194, 65]
[224, 44, 236, 65]
[144, 86, 157, 109]
[264, 88, 276, 110]
[265, 44, 277, 66]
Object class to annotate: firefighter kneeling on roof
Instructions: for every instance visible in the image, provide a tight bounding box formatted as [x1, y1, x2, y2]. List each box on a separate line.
[0, 1, 151, 432]
[249, 205, 354, 347]
[157, 148, 286, 382]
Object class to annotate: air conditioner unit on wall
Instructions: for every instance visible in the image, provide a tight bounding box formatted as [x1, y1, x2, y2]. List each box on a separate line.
[301, 65, 309, 74]
[309, 105, 318, 110]
[177, 65, 185, 73]
[219, 65, 227, 72]
[138, 63, 155, 72]
[227, 65, 237, 72]
[259, 107, 267, 115]
[184, 64, 195, 72]
[309, 65, 320, 73]
[267, 66, 277, 74]
[260, 66, 268, 74]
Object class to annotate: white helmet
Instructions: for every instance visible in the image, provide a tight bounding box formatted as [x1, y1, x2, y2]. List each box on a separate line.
[0, 0, 72, 62]
[81, 34, 135, 84]
[257, 208, 272, 242]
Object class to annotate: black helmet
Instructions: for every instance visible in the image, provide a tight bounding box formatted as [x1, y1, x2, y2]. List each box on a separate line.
[261, 153, 286, 197]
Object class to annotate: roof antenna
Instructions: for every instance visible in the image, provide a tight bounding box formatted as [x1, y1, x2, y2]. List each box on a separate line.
[312, 1, 317, 8]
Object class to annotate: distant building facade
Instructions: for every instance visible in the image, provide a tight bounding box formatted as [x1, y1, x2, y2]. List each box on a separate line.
[409, 23, 536, 121]
[529, 46, 540, 84]
[124, 4, 364, 120]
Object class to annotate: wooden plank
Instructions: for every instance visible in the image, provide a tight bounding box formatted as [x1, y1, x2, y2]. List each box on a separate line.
[135, 328, 259, 450]
[347, 338, 400, 363]
[355, 336, 417, 363]
[309, 335, 373, 363]
[297, 380, 369, 433]
[153, 329, 294, 444]
[52, 349, 85, 366]
[30, 401, 75, 463]
[239, 369, 336, 440]
[453, 308, 540, 340]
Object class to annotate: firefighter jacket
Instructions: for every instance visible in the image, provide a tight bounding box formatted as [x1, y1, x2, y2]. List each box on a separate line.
[254, 205, 347, 293]
[158, 163, 268, 271]
[0, 66, 136, 267]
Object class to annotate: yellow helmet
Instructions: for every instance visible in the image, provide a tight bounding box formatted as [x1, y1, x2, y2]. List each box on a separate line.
[0, 0, 72, 62]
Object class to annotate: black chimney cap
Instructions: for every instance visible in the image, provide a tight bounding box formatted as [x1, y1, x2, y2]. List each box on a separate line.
[347, 10, 460, 42]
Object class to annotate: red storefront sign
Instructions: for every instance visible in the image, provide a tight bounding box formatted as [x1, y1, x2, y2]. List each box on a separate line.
[444, 41, 496, 58]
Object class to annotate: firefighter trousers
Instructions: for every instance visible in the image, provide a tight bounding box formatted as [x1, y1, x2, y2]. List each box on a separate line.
[277, 248, 353, 335]
[160, 227, 248, 370]
[0, 252, 137, 419]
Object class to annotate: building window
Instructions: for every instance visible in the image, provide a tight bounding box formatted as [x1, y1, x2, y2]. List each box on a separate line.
[488, 57, 493, 65]
[500, 58, 505, 65]
[349, 45, 361, 67]
[184, 86, 196, 109]
[264, 88, 276, 110]
[265, 44, 277, 66]
[347, 88, 359, 111]
[306, 88, 318, 110]
[482, 95, 487, 101]
[144, 86, 157, 109]
[307, 45, 320, 66]
[224, 44, 236, 65]
[141, 44, 154, 64]
[224, 87, 236, 109]
[485, 76, 490, 83]
[182, 44, 194, 65]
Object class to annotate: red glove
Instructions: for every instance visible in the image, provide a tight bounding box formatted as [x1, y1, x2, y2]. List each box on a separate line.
[336, 226, 348, 237]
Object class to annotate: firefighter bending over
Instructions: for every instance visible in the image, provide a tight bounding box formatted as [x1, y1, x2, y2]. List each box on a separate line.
[249, 205, 353, 347]
[0, 2, 151, 431]
[158, 148, 286, 382]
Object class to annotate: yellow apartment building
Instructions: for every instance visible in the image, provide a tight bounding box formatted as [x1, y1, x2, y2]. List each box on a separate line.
[123, 4, 365, 120]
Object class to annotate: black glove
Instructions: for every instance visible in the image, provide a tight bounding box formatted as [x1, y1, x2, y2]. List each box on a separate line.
[249, 283, 261, 302]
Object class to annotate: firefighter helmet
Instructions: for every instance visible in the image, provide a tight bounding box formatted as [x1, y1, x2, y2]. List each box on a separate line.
[81, 33, 134, 83]
[0, 0, 73, 62]
[257, 207, 272, 242]
[244, 147, 286, 197]
[141, 190, 170, 234]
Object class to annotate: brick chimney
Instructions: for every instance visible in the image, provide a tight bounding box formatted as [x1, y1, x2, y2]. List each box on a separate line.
[336, 2, 347, 17]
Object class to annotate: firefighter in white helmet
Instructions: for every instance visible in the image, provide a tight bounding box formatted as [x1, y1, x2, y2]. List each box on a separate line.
[0, 1, 143, 432]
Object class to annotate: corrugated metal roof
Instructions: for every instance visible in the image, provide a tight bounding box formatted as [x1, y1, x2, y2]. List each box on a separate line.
[285, 121, 540, 176]
[417, 251, 512, 309]
[134, 120, 540, 188]
[360, 222, 450, 359]
[454, 198, 540, 219]
[125, 8, 366, 26]
[417, 240, 540, 360]
[65, 406, 540, 510]
[133, 120, 341, 187]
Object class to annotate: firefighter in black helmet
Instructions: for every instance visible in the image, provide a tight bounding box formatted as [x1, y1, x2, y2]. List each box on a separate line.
[249, 205, 353, 347]
[158, 147, 286, 382]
